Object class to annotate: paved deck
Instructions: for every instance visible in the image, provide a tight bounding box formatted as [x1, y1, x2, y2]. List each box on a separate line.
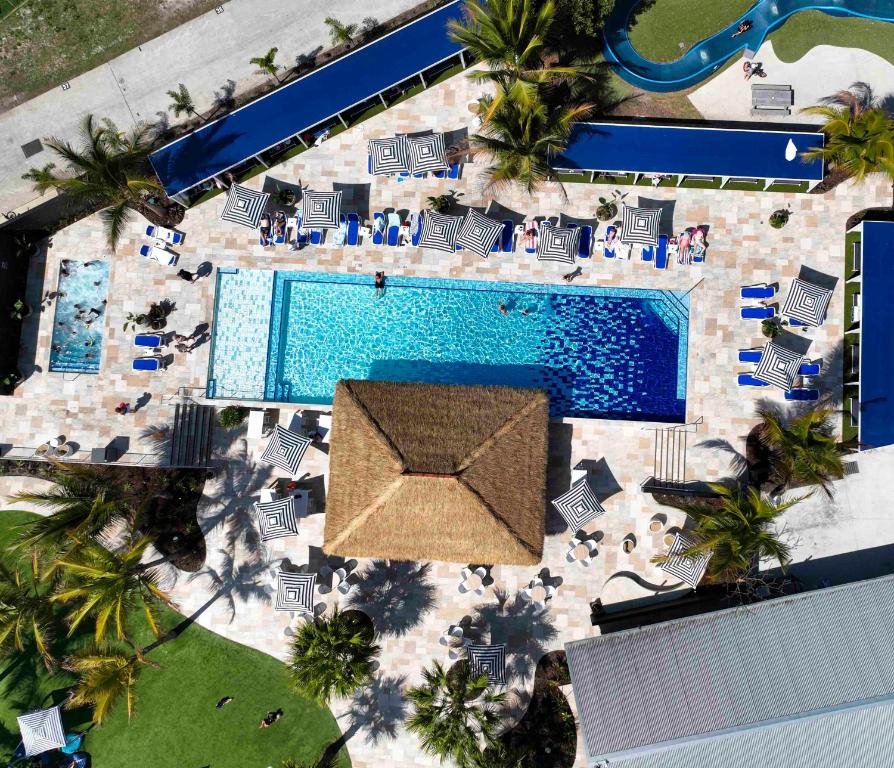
[1, 64, 891, 767]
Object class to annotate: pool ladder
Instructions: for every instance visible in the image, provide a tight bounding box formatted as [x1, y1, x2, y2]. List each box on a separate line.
[641, 417, 704, 495]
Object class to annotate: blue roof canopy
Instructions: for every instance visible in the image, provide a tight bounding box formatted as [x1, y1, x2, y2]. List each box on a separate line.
[858, 221, 894, 449]
[553, 122, 824, 182]
[150, 1, 465, 196]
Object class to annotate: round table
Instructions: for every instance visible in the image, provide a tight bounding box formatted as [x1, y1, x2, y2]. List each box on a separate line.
[529, 585, 547, 603]
[572, 543, 591, 561]
[464, 573, 482, 591]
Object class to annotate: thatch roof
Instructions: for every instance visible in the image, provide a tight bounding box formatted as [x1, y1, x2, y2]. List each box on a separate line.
[323, 380, 549, 565]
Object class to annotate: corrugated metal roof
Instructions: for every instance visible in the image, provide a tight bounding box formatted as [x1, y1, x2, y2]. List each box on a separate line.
[566, 575, 894, 765]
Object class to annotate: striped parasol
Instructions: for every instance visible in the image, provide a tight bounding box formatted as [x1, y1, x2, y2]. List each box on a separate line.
[369, 137, 409, 175]
[17, 706, 66, 757]
[659, 532, 712, 587]
[406, 133, 449, 175]
[220, 184, 270, 228]
[275, 571, 316, 613]
[753, 341, 803, 390]
[418, 211, 462, 253]
[782, 278, 833, 326]
[537, 225, 580, 264]
[467, 643, 507, 686]
[551, 478, 605, 533]
[261, 425, 312, 476]
[620, 205, 661, 246]
[301, 190, 343, 229]
[254, 496, 299, 541]
[455, 209, 503, 259]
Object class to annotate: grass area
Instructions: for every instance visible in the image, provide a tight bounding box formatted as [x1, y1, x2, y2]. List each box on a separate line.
[605, 64, 703, 120]
[0, 0, 22, 22]
[766, 181, 810, 193]
[679, 177, 723, 189]
[0, 0, 225, 106]
[769, 11, 894, 65]
[626, 0, 756, 62]
[0, 511, 349, 768]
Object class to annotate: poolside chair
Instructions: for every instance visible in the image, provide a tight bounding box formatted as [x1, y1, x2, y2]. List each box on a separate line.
[132, 356, 166, 372]
[641, 243, 654, 262]
[785, 388, 819, 401]
[286, 216, 299, 243]
[737, 373, 769, 387]
[294, 216, 309, 248]
[799, 361, 821, 376]
[139, 244, 177, 266]
[496, 220, 514, 253]
[410, 211, 422, 247]
[578, 225, 593, 259]
[738, 348, 763, 364]
[145, 224, 183, 246]
[741, 283, 776, 300]
[788, 317, 808, 327]
[386, 212, 401, 247]
[603, 225, 618, 258]
[372, 212, 385, 245]
[346, 213, 361, 246]
[134, 334, 163, 349]
[447, 162, 461, 179]
[741, 305, 775, 319]
[274, 214, 287, 245]
[310, 229, 324, 246]
[523, 220, 539, 254]
[653, 235, 669, 270]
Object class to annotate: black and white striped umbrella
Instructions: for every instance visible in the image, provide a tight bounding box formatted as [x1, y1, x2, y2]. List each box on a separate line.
[275, 571, 316, 613]
[620, 206, 661, 246]
[467, 643, 507, 686]
[369, 137, 409, 175]
[782, 278, 833, 326]
[220, 184, 270, 228]
[254, 496, 299, 541]
[261, 425, 311, 476]
[551, 478, 605, 533]
[659, 532, 712, 587]
[456, 209, 503, 259]
[538, 225, 580, 264]
[301, 190, 343, 229]
[406, 133, 449, 175]
[418, 211, 462, 253]
[753, 341, 803, 390]
[17, 706, 66, 757]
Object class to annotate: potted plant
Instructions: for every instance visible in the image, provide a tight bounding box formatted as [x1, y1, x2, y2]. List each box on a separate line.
[762, 318, 781, 338]
[0, 369, 21, 395]
[596, 190, 627, 222]
[123, 312, 149, 332]
[9, 299, 30, 320]
[218, 405, 248, 429]
[276, 187, 296, 206]
[769, 209, 790, 229]
[426, 194, 451, 214]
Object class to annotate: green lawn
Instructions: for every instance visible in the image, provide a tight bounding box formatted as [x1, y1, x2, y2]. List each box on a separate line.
[769, 11, 894, 64]
[0, 510, 349, 768]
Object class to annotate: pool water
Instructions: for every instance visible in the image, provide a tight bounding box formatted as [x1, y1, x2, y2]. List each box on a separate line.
[209, 270, 688, 422]
[48, 260, 110, 374]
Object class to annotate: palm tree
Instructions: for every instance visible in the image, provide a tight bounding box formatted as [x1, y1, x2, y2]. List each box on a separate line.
[818, 81, 878, 120]
[166, 83, 203, 121]
[324, 17, 358, 46]
[51, 536, 174, 648]
[472, 89, 591, 195]
[286, 608, 380, 703]
[655, 484, 801, 582]
[756, 406, 845, 496]
[10, 464, 134, 556]
[0, 561, 55, 669]
[63, 646, 158, 724]
[406, 661, 505, 768]
[22, 115, 168, 250]
[250, 47, 282, 84]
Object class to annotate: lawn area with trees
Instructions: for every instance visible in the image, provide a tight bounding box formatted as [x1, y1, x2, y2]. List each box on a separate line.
[768, 11, 894, 65]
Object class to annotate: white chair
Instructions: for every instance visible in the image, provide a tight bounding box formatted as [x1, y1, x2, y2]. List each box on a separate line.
[247, 409, 268, 439]
[440, 625, 464, 647]
[259, 487, 277, 504]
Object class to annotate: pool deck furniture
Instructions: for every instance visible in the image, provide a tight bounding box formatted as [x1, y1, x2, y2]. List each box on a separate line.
[246, 409, 270, 439]
[741, 305, 775, 319]
[799, 361, 821, 376]
[139, 244, 177, 266]
[567, 537, 598, 566]
[459, 566, 487, 595]
[653, 234, 669, 270]
[738, 373, 770, 387]
[346, 213, 361, 246]
[738, 348, 764, 364]
[145, 224, 183, 245]
[132, 356, 166, 372]
[741, 283, 776, 300]
[371, 212, 385, 246]
[785, 388, 820, 401]
[752, 84, 794, 117]
[133, 334, 163, 348]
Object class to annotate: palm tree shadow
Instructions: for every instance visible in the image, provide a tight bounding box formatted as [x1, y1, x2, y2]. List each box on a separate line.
[346, 673, 408, 745]
[186, 548, 272, 623]
[344, 560, 437, 637]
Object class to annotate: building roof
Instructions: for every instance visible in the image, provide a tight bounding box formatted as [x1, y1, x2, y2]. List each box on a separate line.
[323, 379, 549, 565]
[552, 122, 824, 182]
[857, 221, 894, 449]
[149, 1, 465, 196]
[566, 575, 894, 767]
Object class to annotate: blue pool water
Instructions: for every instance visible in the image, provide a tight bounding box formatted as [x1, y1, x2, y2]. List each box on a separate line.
[48, 260, 110, 374]
[208, 270, 689, 422]
[605, 0, 894, 92]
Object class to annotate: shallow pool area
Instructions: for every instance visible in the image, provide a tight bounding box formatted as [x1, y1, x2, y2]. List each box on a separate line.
[209, 270, 688, 422]
[48, 260, 110, 374]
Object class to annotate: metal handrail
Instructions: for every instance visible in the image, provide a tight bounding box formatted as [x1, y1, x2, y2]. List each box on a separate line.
[0, 446, 164, 466]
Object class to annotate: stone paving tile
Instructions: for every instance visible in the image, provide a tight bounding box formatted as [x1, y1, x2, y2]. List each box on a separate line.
[2, 66, 890, 768]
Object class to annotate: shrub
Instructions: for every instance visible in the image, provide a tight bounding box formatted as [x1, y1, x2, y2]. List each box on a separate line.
[762, 319, 780, 338]
[769, 209, 790, 228]
[218, 405, 247, 429]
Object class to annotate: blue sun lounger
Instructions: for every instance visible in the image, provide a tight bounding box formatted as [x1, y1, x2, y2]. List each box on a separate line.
[603, 226, 617, 258]
[654, 235, 669, 270]
[741, 283, 776, 300]
[738, 348, 763, 364]
[490, 221, 512, 254]
[309, 229, 323, 246]
[410, 212, 423, 247]
[132, 356, 165, 372]
[447, 162, 461, 179]
[741, 306, 775, 319]
[788, 317, 809, 327]
[372, 212, 385, 245]
[785, 388, 819, 401]
[738, 373, 769, 387]
[799, 361, 821, 376]
[641, 243, 654, 262]
[346, 213, 360, 246]
[134, 334, 163, 348]
[145, 224, 183, 246]
[578, 225, 592, 259]
[387, 223, 400, 246]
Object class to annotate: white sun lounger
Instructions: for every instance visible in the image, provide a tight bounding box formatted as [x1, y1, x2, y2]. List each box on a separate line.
[145, 224, 183, 246]
[139, 244, 177, 266]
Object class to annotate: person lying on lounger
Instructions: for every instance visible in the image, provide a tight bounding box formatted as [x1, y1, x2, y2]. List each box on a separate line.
[676, 230, 691, 263]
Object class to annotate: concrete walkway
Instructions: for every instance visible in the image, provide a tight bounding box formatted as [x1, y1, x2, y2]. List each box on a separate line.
[0, 0, 420, 216]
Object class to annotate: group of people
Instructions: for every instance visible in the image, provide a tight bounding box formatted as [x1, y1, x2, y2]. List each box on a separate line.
[260, 211, 288, 247]
[213, 695, 284, 730]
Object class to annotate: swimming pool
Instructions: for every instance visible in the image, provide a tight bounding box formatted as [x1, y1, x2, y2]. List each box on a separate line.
[208, 270, 688, 422]
[48, 260, 110, 374]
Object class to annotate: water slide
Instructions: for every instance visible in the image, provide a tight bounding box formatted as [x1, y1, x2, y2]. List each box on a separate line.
[604, 0, 894, 92]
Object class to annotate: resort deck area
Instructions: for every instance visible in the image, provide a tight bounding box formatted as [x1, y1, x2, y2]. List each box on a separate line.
[2, 64, 888, 768]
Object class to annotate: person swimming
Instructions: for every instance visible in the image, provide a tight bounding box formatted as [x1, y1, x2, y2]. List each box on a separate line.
[374, 271, 385, 298]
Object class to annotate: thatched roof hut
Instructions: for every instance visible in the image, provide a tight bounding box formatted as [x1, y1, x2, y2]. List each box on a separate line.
[323, 379, 549, 565]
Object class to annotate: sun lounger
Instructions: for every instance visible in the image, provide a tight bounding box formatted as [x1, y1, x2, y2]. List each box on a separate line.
[139, 244, 177, 266]
[294, 219, 308, 247]
[738, 348, 763, 364]
[641, 243, 654, 262]
[616, 242, 632, 260]
[410, 211, 422, 247]
[653, 235, 669, 270]
[603, 226, 618, 258]
[447, 162, 461, 179]
[785, 388, 819, 401]
[798, 361, 821, 376]
[741, 305, 775, 319]
[498, 220, 514, 252]
[309, 229, 323, 246]
[690, 227, 707, 263]
[372, 212, 385, 245]
[346, 213, 361, 246]
[387, 223, 400, 246]
[145, 224, 183, 246]
[738, 373, 770, 387]
[578, 225, 593, 259]
[788, 317, 808, 327]
[134, 334, 163, 348]
[132, 356, 166, 372]
[741, 283, 775, 300]
[286, 216, 299, 243]
[274, 224, 286, 246]
[523, 220, 539, 254]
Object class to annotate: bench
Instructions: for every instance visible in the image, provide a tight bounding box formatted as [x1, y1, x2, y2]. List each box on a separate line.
[752, 84, 793, 116]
